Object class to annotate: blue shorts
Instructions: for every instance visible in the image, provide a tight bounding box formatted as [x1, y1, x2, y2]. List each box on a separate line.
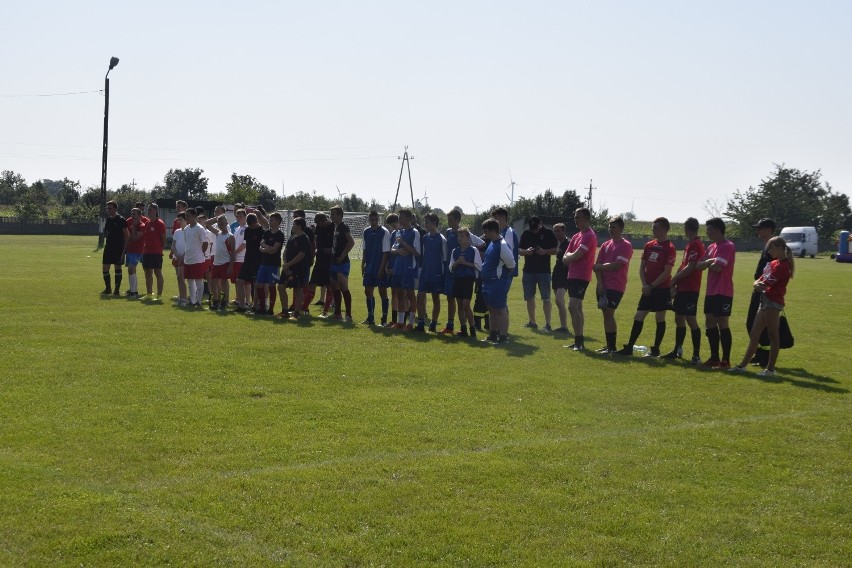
[363, 273, 389, 288]
[256, 264, 280, 285]
[391, 273, 416, 291]
[329, 262, 350, 279]
[125, 253, 143, 267]
[418, 277, 444, 294]
[482, 279, 511, 310]
[522, 272, 552, 302]
[443, 272, 455, 296]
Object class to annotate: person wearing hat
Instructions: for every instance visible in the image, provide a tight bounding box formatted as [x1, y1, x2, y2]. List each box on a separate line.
[518, 215, 558, 331]
[747, 218, 776, 367]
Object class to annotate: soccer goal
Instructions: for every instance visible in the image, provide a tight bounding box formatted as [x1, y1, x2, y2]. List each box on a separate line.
[275, 209, 371, 260]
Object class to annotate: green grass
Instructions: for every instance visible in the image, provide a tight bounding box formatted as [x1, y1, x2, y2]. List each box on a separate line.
[1, 236, 849, 566]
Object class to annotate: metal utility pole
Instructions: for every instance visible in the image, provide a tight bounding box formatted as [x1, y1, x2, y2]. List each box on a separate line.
[586, 179, 595, 212]
[98, 56, 120, 248]
[391, 146, 415, 212]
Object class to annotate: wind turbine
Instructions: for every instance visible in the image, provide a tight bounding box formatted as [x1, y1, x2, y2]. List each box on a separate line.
[336, 185, 347, 204]
[506, 168, 516, 206]
[471, 199, 481, 215]
[421, 188, 429, 209]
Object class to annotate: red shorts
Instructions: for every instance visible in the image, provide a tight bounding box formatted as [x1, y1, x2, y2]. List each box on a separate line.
[205, 258, 213, 271]
[229, 262, 243, 284]
[211, 263, 231, 280]
[184, 262, 206, 279]
[171, 256, 184, 268]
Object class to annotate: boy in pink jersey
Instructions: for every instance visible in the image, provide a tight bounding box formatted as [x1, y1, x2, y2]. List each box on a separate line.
[615, 217, 677, 357]
[695, 217, 736, 368]
[592, 216, 633, 354]
[561, 207, 597, 351]
[662, 217, 705, 363]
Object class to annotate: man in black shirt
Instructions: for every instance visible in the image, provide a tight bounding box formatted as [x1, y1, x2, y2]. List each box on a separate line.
[324, 205, 356, 321]
[308, 213, 334, 313]
[101, 200, 129, 296]
[237, 210, 269, 312]
[518, 216, 558, 330]
[748, 218, 776, 367]
[278, 217, 311, 319]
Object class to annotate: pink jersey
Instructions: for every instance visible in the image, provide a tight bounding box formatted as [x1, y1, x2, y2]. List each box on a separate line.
[596, 237, 633, 293]
[705, 239, 736, 297]
[567, 227, 598, 281]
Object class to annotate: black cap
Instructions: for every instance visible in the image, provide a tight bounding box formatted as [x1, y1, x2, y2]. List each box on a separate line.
[752, 218, 776, 230]
[528, 216, 541, 228]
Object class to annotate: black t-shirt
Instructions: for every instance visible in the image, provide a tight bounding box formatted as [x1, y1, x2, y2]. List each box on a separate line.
[302, 225, 315, 265]
[315, 223, 334, 256]
[243, 225, 265, 266]
[754, 246, 773, 279]
[104, 215, 126, 249]
[285, 233, 311, 274]
[332, 222, 352, 263]
[553, 238, 569, 281]
[519, 227, 558, 273]
[260, 229, 285, 267]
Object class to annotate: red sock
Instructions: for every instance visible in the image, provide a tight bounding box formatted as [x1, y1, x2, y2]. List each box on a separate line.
[257, 288, 266, 309]
[302, 287, 314, 311]
[342, 290, 352, 317]
[324, 289, 334, 312]
[269, 288, 277, 312]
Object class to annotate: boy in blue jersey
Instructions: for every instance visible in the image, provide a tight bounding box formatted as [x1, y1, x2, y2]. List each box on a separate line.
[390, 209, 420, 329]
[449, 227, 483, 338]
[384, 213, 400, 327]
[480, 218, 517, 344]
[361, 210, 391, 325]
[440, 209, 485, 335]
[415, 213, 448, 332]
[491, 207, 518, 336]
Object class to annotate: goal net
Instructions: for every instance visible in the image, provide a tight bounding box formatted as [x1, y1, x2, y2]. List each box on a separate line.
[275, 209, 371, 260]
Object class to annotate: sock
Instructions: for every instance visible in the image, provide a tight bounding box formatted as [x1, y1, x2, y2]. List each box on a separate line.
[114, 270, 123, 291]
[675, 326, 687, 350]
[417, 317, 425, 327]
[324, 289, 335, 312]
[188, 280, 197, 304]
[381, 297, 389, 320]
[333, 290, 342, 315]
[342, 290, 352, 316]
[706, 327, 720, 360]
[129, 273, 137, 293]
[627, 320, 644, 347]
[576, 334, 584, 348]
[408, 311, 415, 325]
[445, 321, 454, 330]
[366, 297, 375, 320]
[203, 281, 209, 297]
[484, 314, 490, 331]
[719, 327, 732, 361]
[691, 328, 702, 358]
[606, 331, 616, 351]
[269, 288, 277, 312]
[196, 281, 205, 303]
[474, 316, 482, 330]
[102, 272, 111, 290]
[392, 309, 398, 323]
[654, 322, 666, 350]
[397, 311, 405, 324]
[302, 288, 314, 310]
[460, 325, 467, 334]
[257, 288, 267, 310]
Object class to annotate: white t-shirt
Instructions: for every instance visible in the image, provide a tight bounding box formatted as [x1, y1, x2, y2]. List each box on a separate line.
[233, 224, 247, 263]
[214, 232, 233, 266]
[204, 229, 215, 260]
[172, 228, 186, 258]
[183, 224, 207, 265]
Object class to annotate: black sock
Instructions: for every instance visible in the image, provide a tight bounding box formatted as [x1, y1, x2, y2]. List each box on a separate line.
[675, 326, 686, 350]
[114, 271, 123, 291]
[576, 335, 584, 347]
[103, 272, 111, 290]
[627, 320, 643, 347]
[706, 327, 720, 360]
[719, 327, 732, 361]
[606, 332, 617, 351]
[392, 309, 398, 323]
[653, 321, 666, 349]
[691, 328, 702, 358]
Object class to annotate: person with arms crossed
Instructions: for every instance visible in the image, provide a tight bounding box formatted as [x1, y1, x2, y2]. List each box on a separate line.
[141, 203, 167, 301]
[550, 223, 570, 334]
[168, 212, 188, 306]
[746, 218, 776, 368]
[518, 216, 558, 331]
[210, 215, 235, 311]
[592, 216, 633, 354]
[237, 210, 268, 313]
[480, 218, 517, 345]
[325, 205, 356, 322]
[278, 217, 311, 320]
[695, 217, 736, 368]
[662, 217, 705, 363]
[415, 213, 448, 332]
[561, 207, 598, 351]
[256, 212, 285, 316]
[361, 210, 391, 325]
[491, 207, 518, 335]
[182, 208, 209, 308]
[123, 208, 147, 298]
[389, 209, 421, 329]
[448, 227, 483, 338]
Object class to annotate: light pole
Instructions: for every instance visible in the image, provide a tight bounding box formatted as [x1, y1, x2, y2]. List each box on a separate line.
[98, 56, 119, 247]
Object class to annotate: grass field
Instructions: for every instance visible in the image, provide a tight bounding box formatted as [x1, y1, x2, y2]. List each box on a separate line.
[1, 236, 849, 566]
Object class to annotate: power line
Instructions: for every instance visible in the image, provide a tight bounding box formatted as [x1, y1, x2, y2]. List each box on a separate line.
[0, 89, 102, 98]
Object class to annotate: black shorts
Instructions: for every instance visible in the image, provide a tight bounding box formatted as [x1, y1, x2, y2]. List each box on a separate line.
[600, 289, 624, 309]
[566, 278, 590, 300]
[704, 294, 733, 317]
[238, 261, 259, 282]
[102, 246, 123, 266]
[452, 277, 475, 301]
[551, 269, 569, 291]
[283, 273, 306, 289]
[142, 253, 163, 270]
[673, 291, 700, 316]
[310, 255, 331, 286]
[637, 287, 671, 312]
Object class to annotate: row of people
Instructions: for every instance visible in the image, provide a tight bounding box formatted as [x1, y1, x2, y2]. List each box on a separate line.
[101, 202, 793, 375]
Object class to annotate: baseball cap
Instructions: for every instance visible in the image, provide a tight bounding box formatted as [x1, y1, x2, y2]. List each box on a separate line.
[752, 218, 776, 230]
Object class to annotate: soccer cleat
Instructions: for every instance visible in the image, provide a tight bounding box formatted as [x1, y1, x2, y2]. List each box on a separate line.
[690, 355, 702, 365]
[481, 334, 498, 344]
[313, 300, 325, 306]
[438, 327, 455, 335]
[455, 330, 469, 337]
[404, 324, 414, 332]
[757, 368, 776, 377]
[717, 360, 731, 370]
[614, 346, 633, 356]
[361, 319, 375, 325]
[179, 300, 189, 307]
[113, 289, 121, 296]
[544, 324, 552, 332]
[728, 365, 747, 373]
[644, 347, 661, 358]
[495, 335, 509, 345]
[571, 343, 584, 352]
[523, 322, 538, 329]
[124, 290, 133, 296]
[595, 346, 611, 354]
[702, 358, 721, 368]
[413, 324, 425, 332]
[428, 325, 437, 333]
[661, 347, 683, 360]
[100, 288, 112, 295]
[344, 315, 353, 323]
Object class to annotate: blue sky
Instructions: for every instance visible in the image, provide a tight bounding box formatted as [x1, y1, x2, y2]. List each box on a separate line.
[2, 0, 850, 220]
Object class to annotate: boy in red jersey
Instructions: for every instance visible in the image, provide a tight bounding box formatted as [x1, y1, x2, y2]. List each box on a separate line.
[662, 217, 705, 363]
[561, 207, 597, 351]
[124, 208, 147, 298]
[592, 216, 634, 354]
[695, 217, 736, 368]
[141, 203, 167, 301]
[615, 217, 676, 357]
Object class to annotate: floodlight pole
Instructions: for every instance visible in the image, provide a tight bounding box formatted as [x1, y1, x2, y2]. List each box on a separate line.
[98, 56, 119, 247]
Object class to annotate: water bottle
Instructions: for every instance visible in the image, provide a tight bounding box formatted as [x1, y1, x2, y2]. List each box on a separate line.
[634, 345, 649, 355]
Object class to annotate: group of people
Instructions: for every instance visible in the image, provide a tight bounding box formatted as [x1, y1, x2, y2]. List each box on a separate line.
[100, 202, 794, 375]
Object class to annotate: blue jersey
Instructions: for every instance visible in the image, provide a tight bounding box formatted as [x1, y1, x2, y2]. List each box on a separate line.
[502, 226, 519, 277]
[450, 246, 480, 279]
[445, 228, 460, 269]
[481, 238, 515, 281]
[392, 227, 420, 276]
[420, 231, 447, 282]
[362, 225, 391, 276]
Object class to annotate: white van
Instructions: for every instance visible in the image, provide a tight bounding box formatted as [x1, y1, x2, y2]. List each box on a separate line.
[779, 226, 818, 258]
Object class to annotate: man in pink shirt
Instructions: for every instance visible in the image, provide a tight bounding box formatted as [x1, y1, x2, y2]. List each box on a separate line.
[592, 216, 633, 354]
[561, 207, 598, 351]
[695, 217, 736, 368]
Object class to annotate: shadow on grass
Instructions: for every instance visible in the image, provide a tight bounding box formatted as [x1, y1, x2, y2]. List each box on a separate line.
[742, 368, 848, 394]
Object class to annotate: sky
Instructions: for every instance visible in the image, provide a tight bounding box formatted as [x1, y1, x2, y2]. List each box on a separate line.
[2, 0, 850, 221]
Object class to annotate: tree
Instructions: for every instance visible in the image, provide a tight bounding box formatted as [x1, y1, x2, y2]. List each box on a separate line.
[156, 168, 209, 200]
[0, 170, 27, 205]
[55, 178, 81, 206]
[14, 181, 50, 219]
[225, 173, 276, 210]
[725, 165, 851, 242]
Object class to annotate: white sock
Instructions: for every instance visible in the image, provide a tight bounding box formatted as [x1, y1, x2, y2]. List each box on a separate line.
[189, 279, 198, 304]
[129, 273, 137, 293]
